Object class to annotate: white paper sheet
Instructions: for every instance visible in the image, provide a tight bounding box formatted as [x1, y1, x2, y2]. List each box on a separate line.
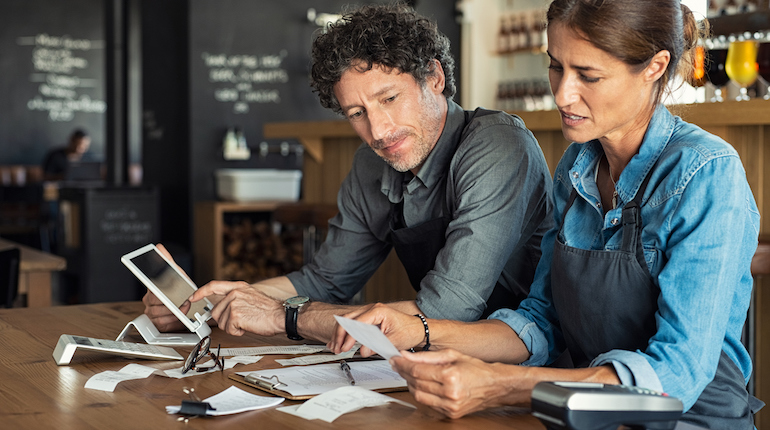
[85, 363, 159, 391]
[275, 344, 360, 366]
[217, 345, 327, 357]
[166, 386, 284, 416]
[277, 386, 414, 422]
[333, 315, 402, 360]
[238, 359, 406, 397]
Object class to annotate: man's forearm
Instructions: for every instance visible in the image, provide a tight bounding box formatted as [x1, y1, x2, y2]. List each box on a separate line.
[252, 276, 298, 300]
[295, 300, 419, 342]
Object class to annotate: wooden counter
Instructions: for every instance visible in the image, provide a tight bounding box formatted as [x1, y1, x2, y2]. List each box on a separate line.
[0, 237, 65, 307]
[0, 301, 544, 429]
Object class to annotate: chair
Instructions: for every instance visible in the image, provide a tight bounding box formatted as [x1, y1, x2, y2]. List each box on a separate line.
[0, 247, 20, 308]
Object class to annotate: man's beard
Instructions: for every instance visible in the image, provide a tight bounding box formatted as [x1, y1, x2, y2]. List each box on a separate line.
[372, 130, 433, 172]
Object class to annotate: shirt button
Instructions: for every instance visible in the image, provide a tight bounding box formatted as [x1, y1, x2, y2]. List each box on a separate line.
[572, 172, 579, 178]
[611, 218, 619, 225]
[595, 202, 601, 208]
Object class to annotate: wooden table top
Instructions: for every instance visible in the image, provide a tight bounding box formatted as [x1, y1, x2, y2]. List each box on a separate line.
[0, 302, 544, 430]
[0, 237, 65, 272]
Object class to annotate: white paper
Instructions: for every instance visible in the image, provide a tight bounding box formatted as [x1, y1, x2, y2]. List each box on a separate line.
[333, 315, 402, 360]
[166, 386, 284, 416]
[278, 386, 414, 422]
[217, 345, 327, 357]
[163, 355, 263, 379]
[238, 359, 406, 397]
[275, 345, 360, 366]
[85, 363, 159, 392]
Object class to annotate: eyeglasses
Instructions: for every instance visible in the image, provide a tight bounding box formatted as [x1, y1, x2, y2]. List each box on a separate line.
[182, 336, 224, 374]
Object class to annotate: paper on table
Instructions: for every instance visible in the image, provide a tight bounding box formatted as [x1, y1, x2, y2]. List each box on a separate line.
[278, 386, 415, 423]
[217, 345, 326, 357]
[85, 363, 159, 392]
[166, 386, 284, 416]
[238, 359, 406, 397]
[333, 315, 402, 360]
[85, 356, 264, 391]
[275, 344, 360, 366]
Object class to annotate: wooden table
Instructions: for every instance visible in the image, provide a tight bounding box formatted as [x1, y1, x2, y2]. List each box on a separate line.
[0, 301, 544, 429]
[0, 237, 65, 307]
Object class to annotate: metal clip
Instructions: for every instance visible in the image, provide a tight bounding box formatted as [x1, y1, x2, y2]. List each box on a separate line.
[244, 374, 286, 390]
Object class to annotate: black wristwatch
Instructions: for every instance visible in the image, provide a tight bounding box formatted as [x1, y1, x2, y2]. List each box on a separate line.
[283, 296, 309, 340]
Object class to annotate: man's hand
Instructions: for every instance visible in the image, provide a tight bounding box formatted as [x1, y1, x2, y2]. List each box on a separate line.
[390, 349, 525, 419]
[327, 303, 425, 357]
[142, 291, 189, 332]
[141, 243, 213, 332]
[190, 280, 285, 337]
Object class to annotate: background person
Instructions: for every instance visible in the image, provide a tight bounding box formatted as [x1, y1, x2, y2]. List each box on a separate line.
[144, 3, 553, 343]
[42, 128, 92, 181]
[330, 0, 763, 427]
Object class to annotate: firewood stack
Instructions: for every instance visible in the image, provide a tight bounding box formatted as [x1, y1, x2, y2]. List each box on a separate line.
[220, 217, 305, 283]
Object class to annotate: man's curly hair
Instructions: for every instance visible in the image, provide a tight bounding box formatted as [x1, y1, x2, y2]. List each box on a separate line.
[310, 2, 456, 115]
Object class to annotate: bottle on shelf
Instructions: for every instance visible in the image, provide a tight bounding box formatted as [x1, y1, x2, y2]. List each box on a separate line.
[498, 16, 510, 54]
[508, 14, 520, 52]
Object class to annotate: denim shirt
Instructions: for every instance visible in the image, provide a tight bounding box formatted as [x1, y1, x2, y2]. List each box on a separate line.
[289, 100, 553, 321]
[490, 105, 759, 410]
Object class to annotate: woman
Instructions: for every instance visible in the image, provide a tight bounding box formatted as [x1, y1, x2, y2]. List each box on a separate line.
[329, 0, 763, 427]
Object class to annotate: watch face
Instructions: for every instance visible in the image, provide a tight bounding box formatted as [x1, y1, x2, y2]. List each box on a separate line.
[285, 296, 309, 306]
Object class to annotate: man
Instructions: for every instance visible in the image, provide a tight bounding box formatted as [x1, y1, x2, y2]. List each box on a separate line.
[42, 129, 92, 180]
[144, 3, 553, 343]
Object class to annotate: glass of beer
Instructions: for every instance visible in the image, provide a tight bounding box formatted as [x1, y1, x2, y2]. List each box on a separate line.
[725, 34, 759, 101]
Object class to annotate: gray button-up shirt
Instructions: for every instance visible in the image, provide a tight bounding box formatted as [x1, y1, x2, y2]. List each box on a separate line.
[287, 100, 553, 321]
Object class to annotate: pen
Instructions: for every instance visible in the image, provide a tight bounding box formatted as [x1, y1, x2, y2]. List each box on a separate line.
[340, 360, 355, 385]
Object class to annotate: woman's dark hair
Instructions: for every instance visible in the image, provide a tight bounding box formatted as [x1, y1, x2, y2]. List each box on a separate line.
[310, 2, 456, 114]
[546, 0, 704, 105]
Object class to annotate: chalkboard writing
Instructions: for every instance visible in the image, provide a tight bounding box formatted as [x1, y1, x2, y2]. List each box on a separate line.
[0, 0, 105, 165]
[98, 206, 155, 245]
[201, 50, 289, 114]
[19, 33, 106, 122]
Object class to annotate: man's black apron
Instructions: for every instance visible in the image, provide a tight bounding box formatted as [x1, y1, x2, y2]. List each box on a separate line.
[551, 164, 762, 428]
[385, 109, 524, 318]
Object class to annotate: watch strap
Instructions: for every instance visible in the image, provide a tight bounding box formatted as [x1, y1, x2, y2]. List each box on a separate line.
[285, 305, 303, 341]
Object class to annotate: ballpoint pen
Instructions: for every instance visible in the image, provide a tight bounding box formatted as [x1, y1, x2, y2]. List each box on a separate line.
[340, 360, 355, 385]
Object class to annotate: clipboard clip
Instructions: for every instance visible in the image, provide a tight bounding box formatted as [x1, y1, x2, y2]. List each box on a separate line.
[244, 374, 287, 390]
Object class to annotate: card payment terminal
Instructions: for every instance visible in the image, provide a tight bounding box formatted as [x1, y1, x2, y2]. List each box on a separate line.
[531, 381, 683, 430]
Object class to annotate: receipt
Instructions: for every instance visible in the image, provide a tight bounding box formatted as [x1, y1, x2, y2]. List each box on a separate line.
[333, 315, 402, 360]
[278, 386, 414, 422]
[276, 344, 360, 366]
[85, 363, 159, 392]
[166, 386, 284, 416]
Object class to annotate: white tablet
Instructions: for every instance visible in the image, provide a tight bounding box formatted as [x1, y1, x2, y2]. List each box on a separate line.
[121, 244, 213, 339]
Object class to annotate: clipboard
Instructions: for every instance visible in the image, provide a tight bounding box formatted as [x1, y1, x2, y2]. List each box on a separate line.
[229, 370, 408, 401]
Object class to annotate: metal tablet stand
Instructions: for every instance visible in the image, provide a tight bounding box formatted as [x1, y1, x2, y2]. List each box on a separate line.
[116, 314, 211, 346]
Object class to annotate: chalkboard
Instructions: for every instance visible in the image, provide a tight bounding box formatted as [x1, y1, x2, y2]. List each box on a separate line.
[0, 0, 105, 166]
[59, 186, 160, 303]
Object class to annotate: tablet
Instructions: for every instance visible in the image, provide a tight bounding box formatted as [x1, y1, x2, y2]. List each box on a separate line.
[121, 244, 213, 338]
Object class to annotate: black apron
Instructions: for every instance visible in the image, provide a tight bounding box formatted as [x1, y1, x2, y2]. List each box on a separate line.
[551, 165, 762, 428]
[385, 110, 525, 318]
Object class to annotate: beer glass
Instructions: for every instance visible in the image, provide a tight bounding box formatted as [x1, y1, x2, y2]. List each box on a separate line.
[725, 35, 759, 101]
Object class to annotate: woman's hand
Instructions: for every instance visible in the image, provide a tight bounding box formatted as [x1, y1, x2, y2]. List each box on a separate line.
[327, 303, 425, 357]
[390, 349, 530, 419]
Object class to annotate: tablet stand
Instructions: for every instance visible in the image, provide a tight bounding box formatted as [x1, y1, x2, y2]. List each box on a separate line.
[116, 314, 206, 346]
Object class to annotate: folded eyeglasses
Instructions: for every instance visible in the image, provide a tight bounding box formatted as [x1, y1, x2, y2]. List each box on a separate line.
[182, 336, 224, 374]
